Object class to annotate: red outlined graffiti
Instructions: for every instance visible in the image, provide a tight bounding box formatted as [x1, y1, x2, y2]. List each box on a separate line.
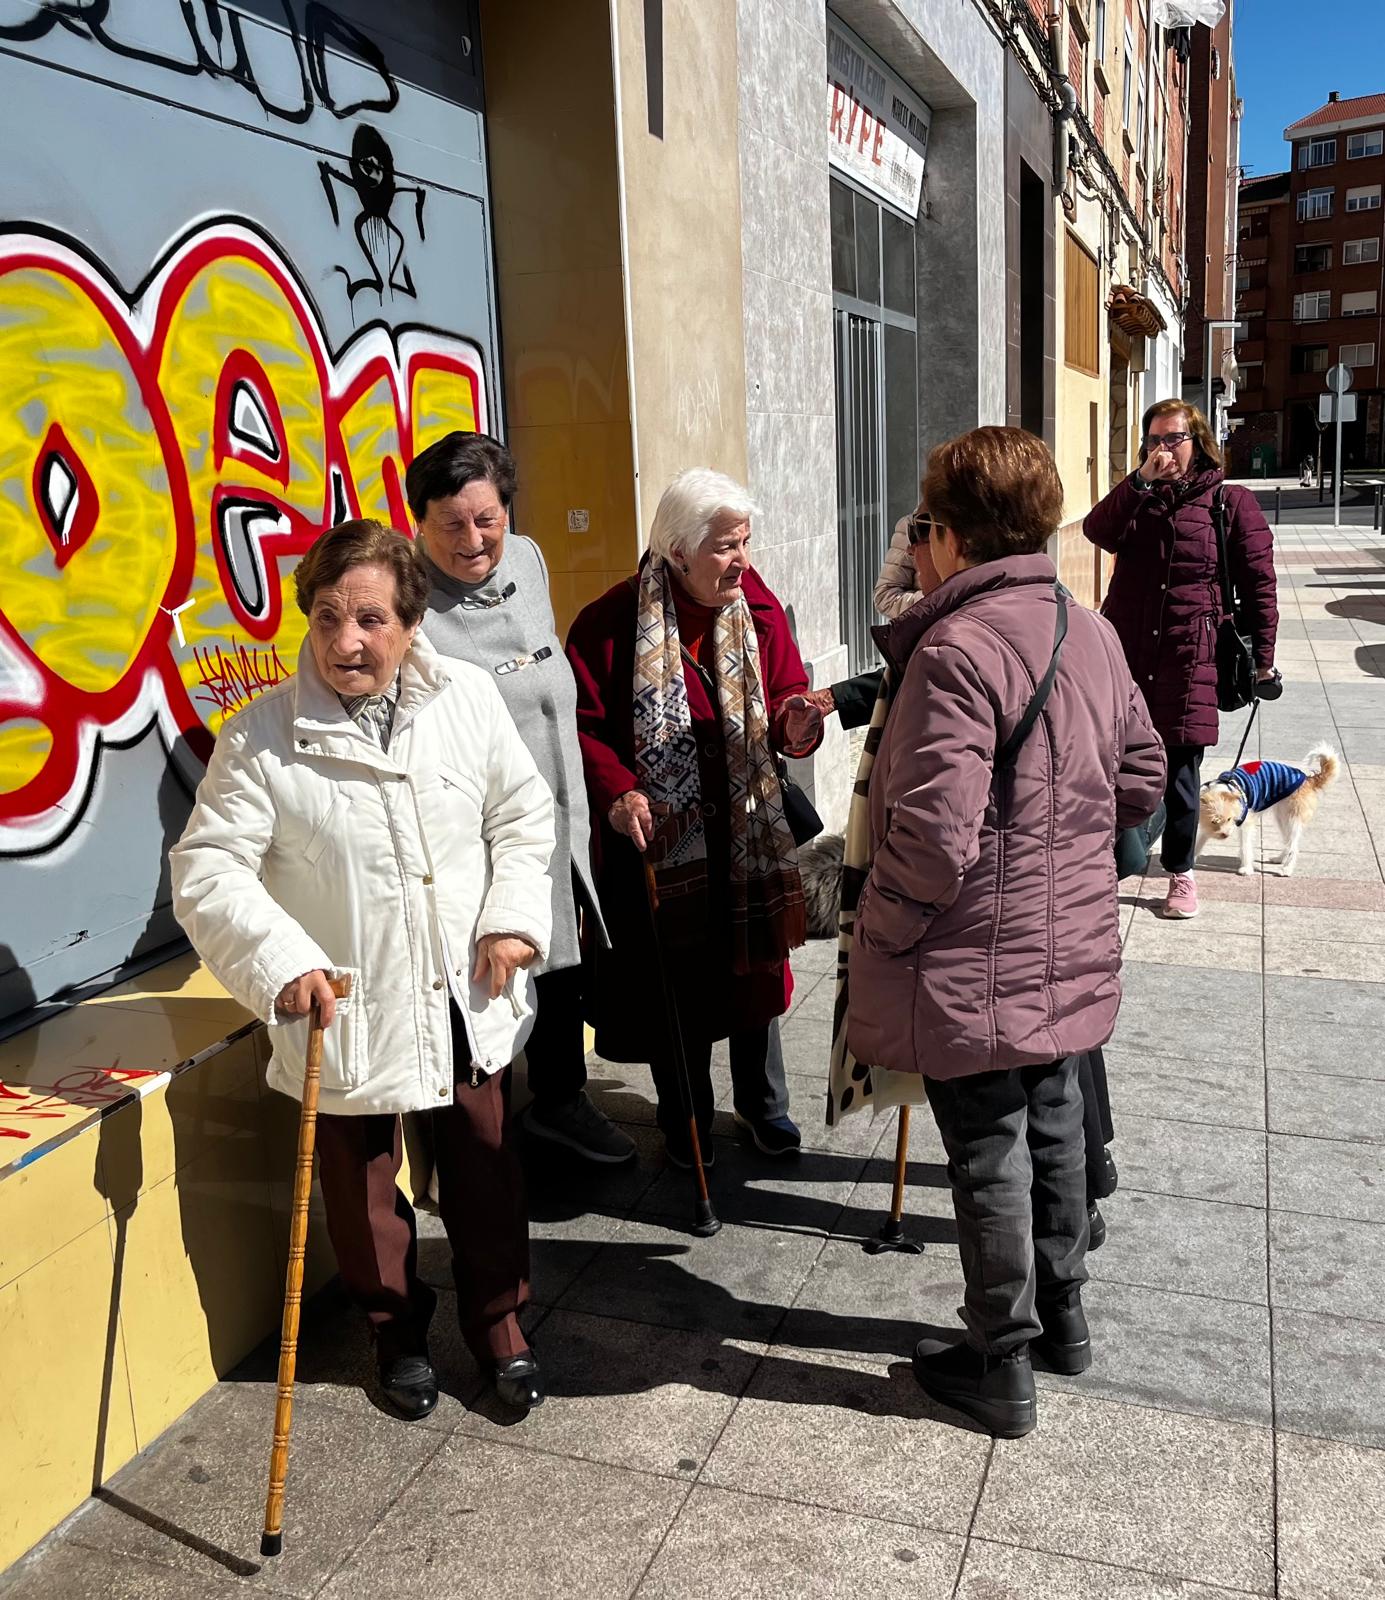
[0, 217, 486, 856]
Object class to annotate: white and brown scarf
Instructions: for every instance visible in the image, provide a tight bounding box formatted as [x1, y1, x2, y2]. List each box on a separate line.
[633, 555, 805, 970]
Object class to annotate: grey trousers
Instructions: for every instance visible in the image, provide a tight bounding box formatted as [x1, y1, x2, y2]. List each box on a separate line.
[650, 1018, 789, 1140]
[925, 1055, 1089, 1357]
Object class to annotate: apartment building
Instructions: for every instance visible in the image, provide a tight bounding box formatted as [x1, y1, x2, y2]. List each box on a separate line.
[1229, 91, 1385, 472]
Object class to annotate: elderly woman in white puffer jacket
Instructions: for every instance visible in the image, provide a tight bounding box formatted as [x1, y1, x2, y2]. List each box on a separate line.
[171, 518, 554, 1424]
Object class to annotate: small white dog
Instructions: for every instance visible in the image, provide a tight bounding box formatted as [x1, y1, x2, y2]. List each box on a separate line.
[1197, 745, 1339, 876]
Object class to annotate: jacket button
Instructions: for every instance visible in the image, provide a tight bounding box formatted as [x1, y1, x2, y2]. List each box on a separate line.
[438, 1087, 448, 1099]
[432, 978, 444, 990]
[1153, 629, 1159, 637]
[703, 745, 717, 759]
[1147, 674, 1154, 683]
[703, 801, 718, 818]
[423, 874, 434, 885]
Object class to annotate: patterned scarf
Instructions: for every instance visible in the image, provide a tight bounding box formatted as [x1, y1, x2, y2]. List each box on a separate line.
[633, 555, 805, 970]
[826, 668, 926, 1125]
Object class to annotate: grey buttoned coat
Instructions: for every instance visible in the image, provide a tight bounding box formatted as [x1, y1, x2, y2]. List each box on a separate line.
[419, 538, 605, 971]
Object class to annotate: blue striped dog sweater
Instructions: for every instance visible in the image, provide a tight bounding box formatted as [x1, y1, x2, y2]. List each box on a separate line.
[1216, 759, 1309, 824]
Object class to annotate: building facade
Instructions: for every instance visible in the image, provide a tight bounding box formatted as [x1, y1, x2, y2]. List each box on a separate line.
[1182, 2, 1242, 437]
[1227, 171, 1293, 474]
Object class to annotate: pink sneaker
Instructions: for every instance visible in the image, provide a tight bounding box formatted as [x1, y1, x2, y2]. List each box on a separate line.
[1163, 872, 1199, 919]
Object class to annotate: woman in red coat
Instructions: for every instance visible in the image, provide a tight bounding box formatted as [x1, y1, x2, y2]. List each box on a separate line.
[566, 469, 823, 1165]
[1085, 400, 1278, 919]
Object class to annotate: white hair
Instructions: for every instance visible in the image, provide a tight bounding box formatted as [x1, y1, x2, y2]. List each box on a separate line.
[648, 468, 761, 563]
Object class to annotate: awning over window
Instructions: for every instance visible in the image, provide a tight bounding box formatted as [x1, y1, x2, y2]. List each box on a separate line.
[1108, 284, 1168, 338]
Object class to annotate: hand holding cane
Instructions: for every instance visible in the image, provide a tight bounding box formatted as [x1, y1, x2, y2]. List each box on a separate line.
[261, 973, 352, 1558]
[642, 859, 721, 1238]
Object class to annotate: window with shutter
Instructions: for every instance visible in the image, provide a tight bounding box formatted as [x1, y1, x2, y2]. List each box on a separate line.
[1064, 230, 1100, 376]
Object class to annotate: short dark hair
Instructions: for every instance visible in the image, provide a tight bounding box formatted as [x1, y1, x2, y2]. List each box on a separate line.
[404, 431, 517, 521]
[294, 519, 429, 628]
[921, 427, 1064, 564]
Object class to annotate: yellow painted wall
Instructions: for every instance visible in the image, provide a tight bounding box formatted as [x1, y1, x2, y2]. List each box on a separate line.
[480, 0, 640, 637]
[1054, 194, 1110, 608]
[0, 958, 344, 1571]
[611, 0, 750, 535]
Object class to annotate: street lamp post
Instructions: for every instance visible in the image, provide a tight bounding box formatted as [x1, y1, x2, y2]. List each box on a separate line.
[1201, 317, 1245, 439]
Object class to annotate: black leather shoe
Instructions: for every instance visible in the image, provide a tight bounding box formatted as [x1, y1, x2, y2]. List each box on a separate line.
[493, 1351, 545, 1412]
[911, 1337, 1036, 1438]
[1087, 1201, 1107, 1251]
[1033, 1293, 1092, 1375]
[378, 1354, 438, 1421]
[1102, 1148, 1119, 1195]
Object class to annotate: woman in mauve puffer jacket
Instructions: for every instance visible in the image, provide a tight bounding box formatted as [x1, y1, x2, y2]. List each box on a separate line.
[1085, 399, 1277, 920]
[848, 427, 1165, 1441]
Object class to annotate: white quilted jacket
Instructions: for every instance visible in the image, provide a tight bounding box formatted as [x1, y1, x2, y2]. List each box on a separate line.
[170, 634, 554, 1115]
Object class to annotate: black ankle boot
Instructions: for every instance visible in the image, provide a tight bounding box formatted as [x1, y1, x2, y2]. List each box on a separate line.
[1102, 1148, 1118, 1195]
[911, 1337, 1036, 1438]
[1087, 1201, 1107, 1251]
[1033, 1293, 1092, 1375]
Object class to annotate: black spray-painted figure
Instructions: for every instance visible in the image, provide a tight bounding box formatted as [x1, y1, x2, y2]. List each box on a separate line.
[319, 126, 426, 302]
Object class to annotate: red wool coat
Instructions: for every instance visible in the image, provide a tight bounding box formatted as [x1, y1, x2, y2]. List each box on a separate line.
[1084, 467, 1278, 749]
[565, 566, 813, 1062]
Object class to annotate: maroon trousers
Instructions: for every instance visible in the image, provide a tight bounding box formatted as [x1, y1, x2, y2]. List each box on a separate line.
[315, 1008, 530, 1365]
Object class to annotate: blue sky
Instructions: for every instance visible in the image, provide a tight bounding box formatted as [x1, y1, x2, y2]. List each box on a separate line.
[1234, 0, 1385, 178]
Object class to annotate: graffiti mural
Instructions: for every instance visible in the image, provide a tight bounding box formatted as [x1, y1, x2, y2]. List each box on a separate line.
[320, 127, 427, 302]
[0, 217, 487, 857]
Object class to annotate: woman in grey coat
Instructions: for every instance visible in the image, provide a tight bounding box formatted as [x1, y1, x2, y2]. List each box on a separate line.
[406, 432, 635, 1165]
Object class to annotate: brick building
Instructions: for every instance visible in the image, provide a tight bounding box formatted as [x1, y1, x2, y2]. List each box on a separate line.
[1182, 4, 1242, 434]
[1228, 171, 1293, 474]
[1229, 91, 1385, 473]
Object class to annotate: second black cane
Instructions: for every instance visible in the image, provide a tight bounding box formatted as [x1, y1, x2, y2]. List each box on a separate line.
[643, 859, 721, 1237]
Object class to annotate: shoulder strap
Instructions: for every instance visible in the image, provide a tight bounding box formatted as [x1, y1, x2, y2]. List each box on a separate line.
[996, 582, 1070, 771]
[1211, 485, 1236, 615]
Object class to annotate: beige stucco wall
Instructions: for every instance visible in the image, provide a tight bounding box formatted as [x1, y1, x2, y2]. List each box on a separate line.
[1054, 194, 1111, 607]
[611, 0, 750, 538]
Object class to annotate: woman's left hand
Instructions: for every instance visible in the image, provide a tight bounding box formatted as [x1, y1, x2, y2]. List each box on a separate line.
[472, 933, 537, 999]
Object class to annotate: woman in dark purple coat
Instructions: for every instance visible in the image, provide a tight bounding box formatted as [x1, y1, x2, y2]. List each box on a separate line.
[1085, 400, 1278, 920]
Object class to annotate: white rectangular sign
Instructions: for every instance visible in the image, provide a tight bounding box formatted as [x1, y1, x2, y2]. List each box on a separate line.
[1319, 394, 1358, 423]
[826, 16, 931, 218]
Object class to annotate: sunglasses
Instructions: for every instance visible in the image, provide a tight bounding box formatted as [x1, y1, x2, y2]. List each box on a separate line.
[906, 512, 934, 547]
[1144, 431, 1192, 448]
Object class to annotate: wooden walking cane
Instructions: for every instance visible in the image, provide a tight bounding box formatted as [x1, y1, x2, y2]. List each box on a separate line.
[260, 974, 353, 1559]
[643, 860, 721, 1237]
[863, 1105, 923, 1255]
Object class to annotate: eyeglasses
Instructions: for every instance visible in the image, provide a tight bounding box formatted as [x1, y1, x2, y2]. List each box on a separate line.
[1144, 431, 1192, 448]
[906, 512, 933, 546]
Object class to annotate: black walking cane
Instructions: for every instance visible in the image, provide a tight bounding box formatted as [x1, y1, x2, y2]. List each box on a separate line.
[863, 1105, 923, 1255]
[642, 859, 721, 1237]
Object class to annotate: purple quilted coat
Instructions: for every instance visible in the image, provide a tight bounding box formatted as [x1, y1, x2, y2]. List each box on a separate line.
[1084, 467, 1278, 748]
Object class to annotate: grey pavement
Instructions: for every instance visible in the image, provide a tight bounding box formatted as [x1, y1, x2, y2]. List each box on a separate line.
[3, 525, 1384, 1598]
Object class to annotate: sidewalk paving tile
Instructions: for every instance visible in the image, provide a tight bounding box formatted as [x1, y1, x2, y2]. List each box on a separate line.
[973, 1389, 1275, 1594]
[1103, 1047, 1268, 1132]
[956, 1539, 1262, 1599]
[1268, 1069, 1385, 1144]
[1275, 1432, 1385, 1600]
[1272, 1307, 1385, 1450]
[317, 1434, 688, 1600]
[0, 1544, 248, 1600]
[636, 1486, 964, 1600]
[58, 1383, 444, 1598]
[452, 1309, 761, 1478]
[701, 1346, 989, 1533]
[1088, 1190, 1267, 1306]
[1270, 1211, 1385, 1321]
[1268, 1132, 1385, 1224]
[1036, 1279, 1272, 1428]
[1112, 1112, 1266, 1207]
[556, 1217, 823, 1341]
[1263, 975, 1385, 1077]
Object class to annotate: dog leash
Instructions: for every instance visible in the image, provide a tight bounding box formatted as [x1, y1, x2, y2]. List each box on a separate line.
[1231, 698, 1260, 771]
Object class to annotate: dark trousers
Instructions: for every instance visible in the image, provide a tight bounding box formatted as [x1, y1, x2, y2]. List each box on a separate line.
[1161, 744, 1205, 873]
[315, 1006, 530, 1365]
[1076, 1047, 1116, 1202]
[925, 1056, 1089, 1357]
[524, 964, 589, 1108]
[650, 1019, 789, 1141]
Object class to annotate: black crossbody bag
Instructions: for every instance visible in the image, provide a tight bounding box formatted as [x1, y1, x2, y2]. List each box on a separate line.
[1211, 486, 1257, 713]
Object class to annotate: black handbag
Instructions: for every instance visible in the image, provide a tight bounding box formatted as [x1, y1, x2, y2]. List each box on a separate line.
[777, 759, 824, 846]
[1211, 487, 1257, 713]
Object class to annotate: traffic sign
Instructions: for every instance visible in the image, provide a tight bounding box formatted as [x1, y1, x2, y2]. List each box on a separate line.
[1319, 393, 1358, 423]
[1327, 363, 1354, 394]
